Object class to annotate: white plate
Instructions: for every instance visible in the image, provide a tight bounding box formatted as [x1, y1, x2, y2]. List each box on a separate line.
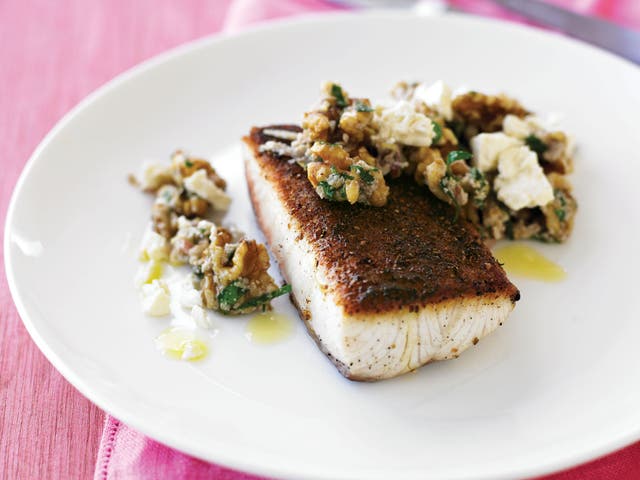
[5, 12, 640, 480]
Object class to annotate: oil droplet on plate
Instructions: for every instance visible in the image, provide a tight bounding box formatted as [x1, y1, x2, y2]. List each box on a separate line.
[155, 326, 208, 361]
[494, 243, 566, 282]
[246, 313, 294, 344]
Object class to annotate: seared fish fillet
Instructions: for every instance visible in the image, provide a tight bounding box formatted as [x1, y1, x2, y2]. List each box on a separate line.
[244, 126, 520, 381]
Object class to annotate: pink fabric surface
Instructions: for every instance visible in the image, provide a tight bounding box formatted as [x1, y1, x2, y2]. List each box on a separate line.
[1, 1, 638, 479]
[0, 1, 233, 479]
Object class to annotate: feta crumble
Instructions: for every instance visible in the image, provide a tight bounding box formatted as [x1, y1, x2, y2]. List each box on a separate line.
[502, 114, 554, 139]
[470, 132, 522, 172]
[138, 161, 173, 191]
[190, 305, 211, 329]
[374, 100, 437, 147]
[179, 278, 203, 309]
[139, 229, 169, 262]
[141, 280, 171, 316]
[183, 169, 231, 211]
[413, 80, 453, 121]
[494, 146, 554, 210]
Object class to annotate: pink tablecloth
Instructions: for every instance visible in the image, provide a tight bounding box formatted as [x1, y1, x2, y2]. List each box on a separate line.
[1, 1, 639, 479]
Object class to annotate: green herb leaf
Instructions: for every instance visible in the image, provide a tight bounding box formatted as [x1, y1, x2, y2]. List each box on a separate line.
[330, 84, 348, 108]
[217, 281, 248, 312]
[185, 160, 194, 168]
[432, 121, 442, 144]
[351, 165, 374, 184]
[330, 166, 354, 180]
[554, 208, 566, 221]
[355, 101, 373, 113]
[317, 181, 336, 200]
[446, 150, 472, 166]
[238, 284, 292, 310]
[525, 134, 548, 156]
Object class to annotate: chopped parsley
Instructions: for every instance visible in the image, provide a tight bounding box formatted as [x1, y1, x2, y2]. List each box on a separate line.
[184, 160, 194, 168]
[554, 189, 568, 221]
[432, 121, 443, 144]
[446, 150, 472, 166]
[330, 84, 348, 108]
[238, 284, 292, 310]
[217, 281, 247, 312]
[470, 166, 483, 181]
[330, 166, 354, 180]
[525, 134, 548, 156]
[317, 181, 336, 200]
[355, 101, 373, 113]
[350, 165, 374, 184]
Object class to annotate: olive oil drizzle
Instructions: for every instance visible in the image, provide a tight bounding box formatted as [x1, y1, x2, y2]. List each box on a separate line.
[155, 326, 208, 361]
[494, 244, 566, 282]
[246, 313, 294, 344]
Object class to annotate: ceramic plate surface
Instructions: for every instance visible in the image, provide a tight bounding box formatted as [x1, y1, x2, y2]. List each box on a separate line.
[6, 12, 640, 480]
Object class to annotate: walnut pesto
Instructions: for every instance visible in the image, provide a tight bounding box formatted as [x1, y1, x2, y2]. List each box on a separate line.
[135, 152, 290, 315]
[259, 81, 577, 243]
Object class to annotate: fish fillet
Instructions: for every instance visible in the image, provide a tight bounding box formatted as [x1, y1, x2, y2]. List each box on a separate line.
[244, 125, 520, 381]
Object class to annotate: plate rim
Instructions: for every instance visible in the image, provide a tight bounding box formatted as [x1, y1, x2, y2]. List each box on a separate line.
[5, 10, 640, 480]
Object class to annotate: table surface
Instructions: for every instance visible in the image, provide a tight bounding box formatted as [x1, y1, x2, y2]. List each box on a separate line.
[2, 1, 639, 479]
[0, 1, 232, 478]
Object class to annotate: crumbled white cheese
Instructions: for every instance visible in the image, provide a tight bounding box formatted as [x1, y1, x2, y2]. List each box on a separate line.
[141, 280, 171, 316]
[494, 146, 554, 210]
[375, 100, 436, 147]
[174, 216, 214, 241]
[190, 305, 211, 329]
[139, 229, 169, 262]
[503, 114, 552, 139]
[179, 278, 203, 309]
[413, 80, 453, 121]
[470, 132, 522, 172]
[183, 169, 231, 211]
[138, 161, 173, 191]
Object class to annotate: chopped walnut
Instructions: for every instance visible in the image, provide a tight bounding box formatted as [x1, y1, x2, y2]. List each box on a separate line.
[452, 92, 528, 140]
[173, 151, 227, 190]
[169, 217, 215, 266]
[307, 158, 388, 206]
[309, 142, 352, 170]
[259, 81, 576, 244]
[540, 173, 577, 242]
[135, 151, 290, 316]
[200, 232, 282, 314]
[481, 195, 509, 240]
[541, 131, 574, 174]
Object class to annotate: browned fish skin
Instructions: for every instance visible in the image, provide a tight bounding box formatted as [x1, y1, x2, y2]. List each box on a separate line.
[245, 125, 519, 317]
